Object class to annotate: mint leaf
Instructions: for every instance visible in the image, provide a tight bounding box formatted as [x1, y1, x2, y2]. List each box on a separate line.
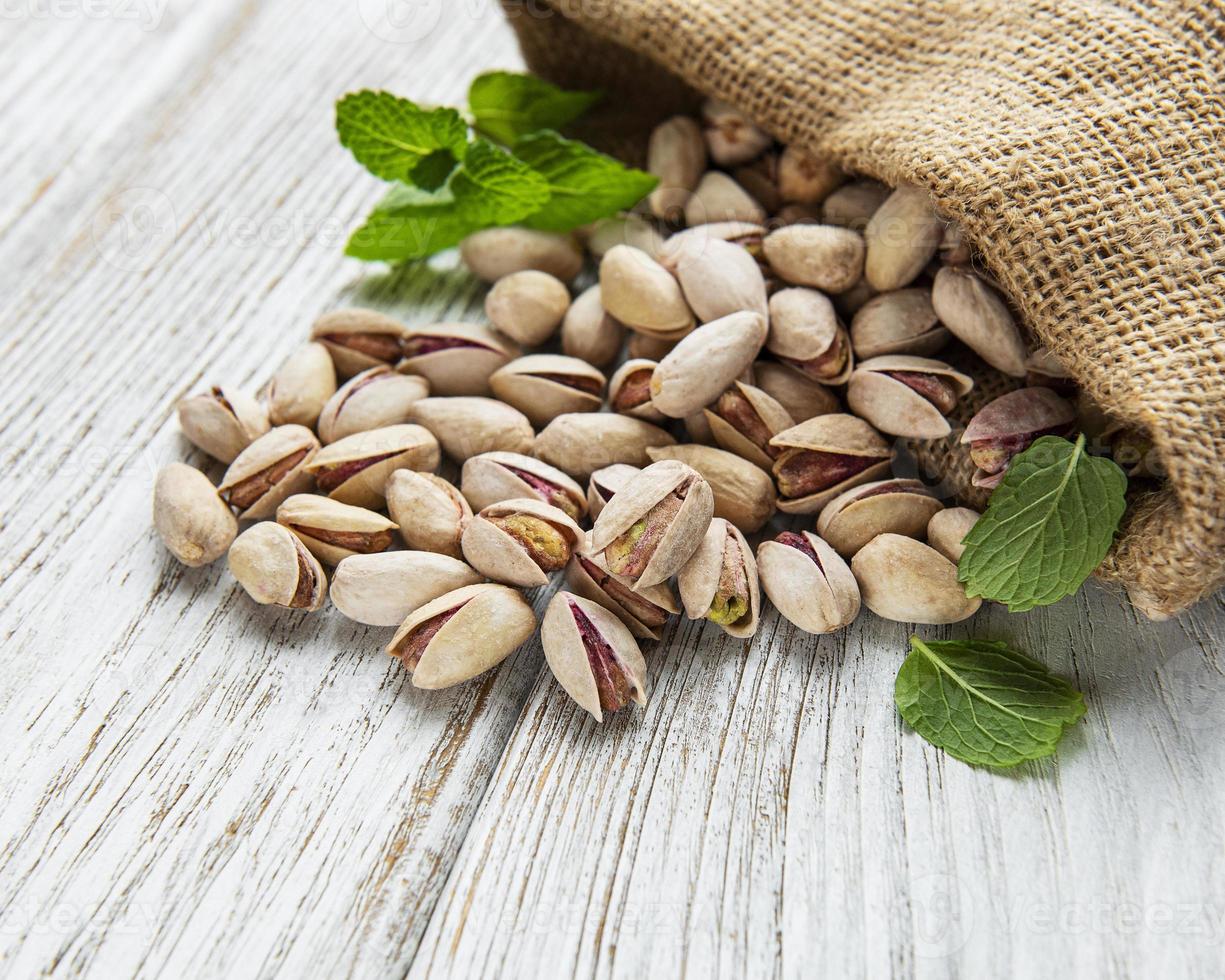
[958, 435, 1127, 612]
[469, 71, 601, 145]
[895, 637, 1086, 768]
[513, 131, 658, 231]
[336, 90, 468, 183]
[346, 140, 549, 261]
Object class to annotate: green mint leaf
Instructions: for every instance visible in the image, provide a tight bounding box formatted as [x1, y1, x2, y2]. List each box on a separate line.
[512, 130, 658, 231]
[895, 637, 1086, 768]
[469, 71, 601, 145]
[336, 90, 468, 183]
[346, 140, 549, 261]
[958, 435, 1127, 612]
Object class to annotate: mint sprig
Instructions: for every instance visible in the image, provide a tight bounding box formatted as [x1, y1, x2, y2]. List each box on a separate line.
[336, 91, 467, 186]
[469, 71, 602, 146]
[895, 637, 1086, 768]
[958, 435, 1127, 612]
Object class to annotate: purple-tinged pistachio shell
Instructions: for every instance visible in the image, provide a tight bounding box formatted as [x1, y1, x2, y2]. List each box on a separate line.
[850, 289, 949, 359]
[177, 386, 270, 463]
[586, 464, 641, 522]
[310, 308, 406, 378]
[703, 381, 796, 470]
[752, 361, 841, 423]
[649, 311, 768, 418]
[816, 478, 944, 558]
[757, 530, 861, 634]
[851, 534, 981, 624]
[462, 451, 587, 521]
[677, 518, 760, 637]
[769, 414, 894, 514]
[927, 507, 981, 564]
[609, 359, 666, 423]
[461, 498, 583, 588]
[397, 322, 518, 397]
[846, 355, 974, 439]
[489, 354, 604, 427]
[960, 387, 1077, 487]
[304, 424, 439, 509]
[647, 444, 777, 533]
[931, 266, 1029, 377]
[767, 287, 853, 385]
[565, 552, 678, 641]
[276, 493, 398, 566]
[317, 366, 429, 444]
[218, 424, 319, 520]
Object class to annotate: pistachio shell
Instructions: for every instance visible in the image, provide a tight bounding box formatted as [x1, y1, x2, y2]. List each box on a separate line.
[460, 497, 583, 588]
[757, 531, 860, 633]
[701, 98, 772, 166]
[177, 386, 270, 463]
[931, 266, 1029, 377]
[677, 518, 760, 637]
[586, 463, 642, 522]
[646, 443, 777, 533]
[218, 424, 320, 520]
[265, 342, 338, 427]
[385, 470, 471, 558]
[153, 463, 237, 566]
[489, 354, 605, 426]
[626, 332, 678, 360]
[317, 366, 429, 444]
[769, 414, 894, 514]
[560, 285, 625, 368]
[649, 311, 768, 418]
[228, 521, 326, 610]
[763, 225, 865, 294]
[599, 245, 695, 339]
[310, 309, 406, 378]
[534, 414, 676, 481]
[960, 387, 1077, 487]
[583, 214, 667, 260]
[939, 222, 972, 264]
[927, 507, 981, 564]
[460, 451, 586, 521]
[821, 181, 891, 230]
[846, 354, 974, 439]
[832, 278, 879, 319]
[703, 381, 795, 470]
[850, 289, 949, 359]
[684, 171, 767, 225]
[647, 115, 707, 219]
[608, 359, 666, 423]
[459, 228, 583, 283]
[816, 479, 944, 557]
[661, 221, 766, 270]
[864, 186, 945, 291]
[777, 146, 844, 204]
[851, 534, 981, 624]
[751, 362, 841, 422]
[397, 322, 518, 397]
[407, 396, 534, 462]
[304, 424, 439, 509]
[275, 493, 398, 565]
[485, 270, 571, 346]
[673, 237, 768, 322]
[565, 552, 678, 640]
[767, 287, 853, 385]
[330, 551, 482, 626]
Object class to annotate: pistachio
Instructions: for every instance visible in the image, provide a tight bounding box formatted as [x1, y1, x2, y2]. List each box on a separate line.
[608, 359, 666, 423]
[939, 222, 972, 265]
[589, 460, 714, 589]
[397, 322, 518, 397]
[677, 518, 760, 637]
[275, 493, 398, 565]
[599, 245, 695, 339]
[649, 311, 768, 418]
[585, 463, 641, 521]
[583, 215, 666, 260]
[762, 225, 865, 294]
[684, 171, 768, 226]
[310, 308, 406, 378]
[703, 381, 795, 470]
[460, 450, 587, 521]
[385, 470, 472, 558]
[647, 443, 777, 533]
[560, 285, 626, 368]
[407, 396, 534, 462]
[459, 227, 583, 283]
[850, 289, 949, 359]
[777, 146, 844, 204]
[863, 186, 945, 291]
[647, 115, 707, 219]
[304, 423, 439, 509]
[769, 414, 894, 514]
[820, 180, 891, 230]
[265, 342, 338, 427]
[484, 270, 571, 346]
[931, 266, 1029, 377]
[330, 551, 483, 627]
[177, 386, 270, 464]
[960, 387, 1077, 488]
[816, 478, 944, 558]
[774, 203, 823, 226]
[732, 152, 782, 214]
[565, 552, 678, 640]
[626, 331, 677, 361]
[489, 354, 605, 426]
[218, 424, 319, 520]
[1025, 347, 1077, 396]
[751, 361, 841, 422]
[683, 409, 716, 446]
[851, 533, 981, 624]
[757, 530, 860, 633]
[927, 507, 981, 564]
[672, 236, 768, 322]
[387, 583, 536, 689]
[534, 413, 676, 481]
[542, 591, 648, 723]
[316, 366, 430, 444]
[767, 287, 853, 385]
[660, 221, 767, 271]
[461, 498, 582, 587]
[700, 98, 772, 166]
[832, 278, 880, 319]
[846, 355, 974, 439]
[228, 521, 327, 610]
[153, 463, 238, 566]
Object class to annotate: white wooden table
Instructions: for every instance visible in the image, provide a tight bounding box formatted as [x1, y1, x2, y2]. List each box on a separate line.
[2, 2, 1223, 977]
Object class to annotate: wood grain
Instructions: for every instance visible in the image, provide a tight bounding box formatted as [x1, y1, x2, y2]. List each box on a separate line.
[1, 2, 1223, 978]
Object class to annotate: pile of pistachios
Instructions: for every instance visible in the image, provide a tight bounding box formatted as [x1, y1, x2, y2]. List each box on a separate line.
[154, 98, 1133, 723]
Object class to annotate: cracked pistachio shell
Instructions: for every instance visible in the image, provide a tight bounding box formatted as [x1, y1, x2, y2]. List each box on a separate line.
[387, 583, 536, 689]
[462, 451, 586, 521]
[177, 386, 270, 463]
[650, 311, 768, 418]
[846, 355, 974, 439]
[583, 214, 666, 260]
[767, 288, 853, 385]
[265, 342, 338, 427]
[397, 322, 519, 397]
[672, 237, 768, 323]
[218, 424, 319, 520]
[864, 185, 945, 291]
[153, 463, 237, 566]
[701, 98, 772, 166]
[927, 507, 981, 564]
[317, 366, 430, 444]
[489, 354, 606, 426]
[751, 361, 841, 422]
[961, 387, 1076, 488]
[589, 460, 715, 589]
[677, 518, 760, 638]
[228, 521, 326, 610]
[542, 591, 648, 723]
[850, 289, 950, 359]
[757, 531, 860, 634]
[407, 396, 533, 462]
[485, 270, 571, 346]
[821, 180, 891, 230]
[647, 115, 707, 219]
[534, 413, 676, 481]
[599, 245, 695, 339]
[777, 145, 844, 204]
[330, 551, 482, 627]
[768, 414, 894, 514]
[816, 478, 944, 558]
[851, 534, 981, 624]
[385, 470, 471, 558]
[310, 308, 406, 378]
[703, 381, 796, 471]
[608, 358, 666, 423]
[646, 443, 776, 533]
[560, 285, 625, 369]
[586, 463, 641, 522]
[931, 266, 1029, 377]
[304, 424, 439, 509]
[461, 497, 583, 588]
[275, 493, 398, 566]
[763, 225, 865, 294]
[459, 227, 583, 283]
[684, 171, 767, 226]
[565, 552, 678, 640]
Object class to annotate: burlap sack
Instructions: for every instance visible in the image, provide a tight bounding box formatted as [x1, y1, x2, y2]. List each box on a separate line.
[501, 0, 1225, 618]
